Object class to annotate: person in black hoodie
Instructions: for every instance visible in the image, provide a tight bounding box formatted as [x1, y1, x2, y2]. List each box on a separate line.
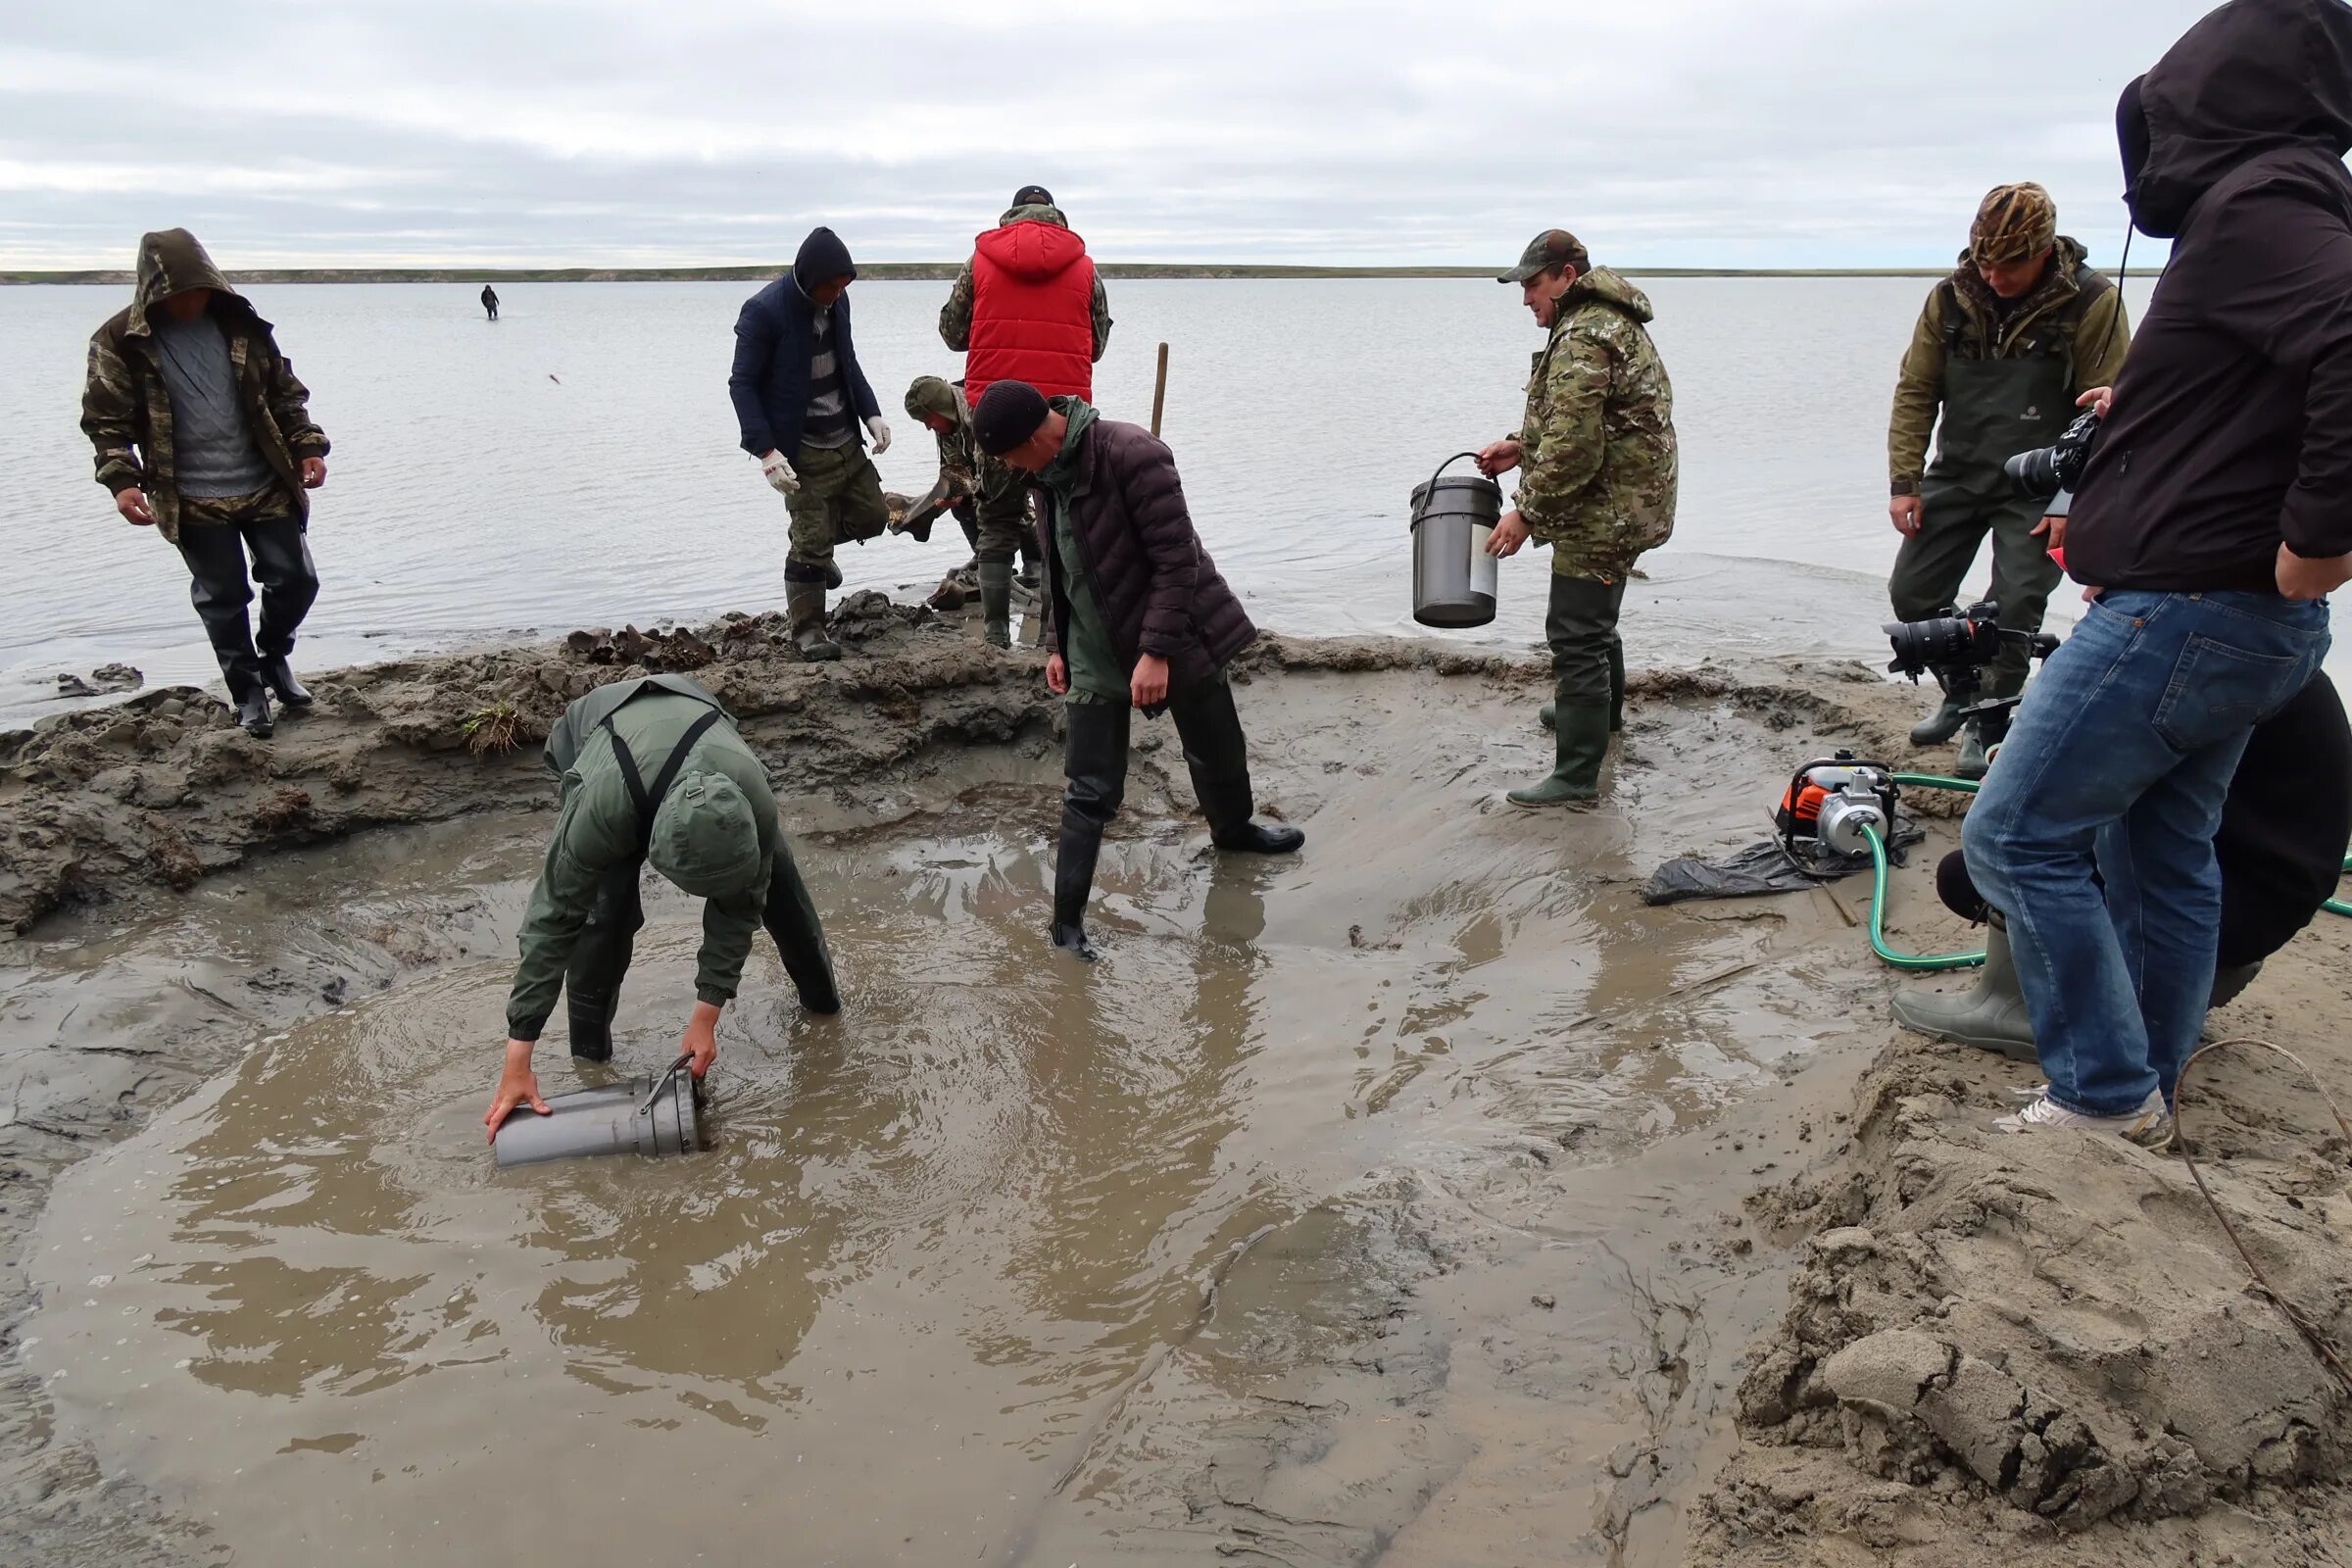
[1962, 0, 2352, 1140]
[727, 227, 892, 661]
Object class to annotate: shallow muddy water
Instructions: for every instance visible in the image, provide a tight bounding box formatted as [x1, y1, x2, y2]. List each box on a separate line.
[18, 663, 1886, 1564]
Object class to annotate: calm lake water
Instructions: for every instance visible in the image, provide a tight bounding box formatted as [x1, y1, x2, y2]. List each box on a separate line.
[1, 274, 2195, 724]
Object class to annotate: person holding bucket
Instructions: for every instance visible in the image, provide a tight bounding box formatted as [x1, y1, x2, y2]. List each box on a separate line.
[484, 674, 840, 1140]
[1476, 228, 1679, 807]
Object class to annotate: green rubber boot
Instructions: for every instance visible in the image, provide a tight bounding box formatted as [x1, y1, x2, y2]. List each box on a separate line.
[1890, 917, 2035, 1062]
[786, 581, 840, 662]
[978, 562, 1013, 650]
[1910, 697, 1968, 747]
[1508, 703, 1609, 808]
[1607, 640, 1626, 734]
[1953, 721, 1990, 781]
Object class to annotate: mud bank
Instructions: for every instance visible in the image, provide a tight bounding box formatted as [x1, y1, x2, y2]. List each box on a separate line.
[4, 607, 2348, 1566]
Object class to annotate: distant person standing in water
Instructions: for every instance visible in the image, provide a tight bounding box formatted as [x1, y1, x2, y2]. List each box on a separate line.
[940, 185, 1111, 650]
[1476, 228, 1679, 808]
[1886, 184, 2131, 777]
[729, 226, 892, 662]
[481, 283, 499, 320]
[79, 228, 329, 739]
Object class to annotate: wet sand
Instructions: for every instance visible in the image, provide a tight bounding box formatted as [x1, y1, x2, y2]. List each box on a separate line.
[5, 604, 2349, 1565]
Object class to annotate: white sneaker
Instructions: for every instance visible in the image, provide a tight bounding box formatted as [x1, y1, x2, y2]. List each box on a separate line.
[1994, 1087, 2173, 1146]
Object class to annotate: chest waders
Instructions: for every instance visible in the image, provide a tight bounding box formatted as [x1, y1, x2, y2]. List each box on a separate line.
[1895, 286, 2082, 711]
[563, 707, 726, 1060]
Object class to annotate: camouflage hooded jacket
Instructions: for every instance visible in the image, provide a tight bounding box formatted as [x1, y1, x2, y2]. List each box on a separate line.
[938, 204, 1113, 358]
[1516, 267, 1679, 579]
[79, 229, 330, 543]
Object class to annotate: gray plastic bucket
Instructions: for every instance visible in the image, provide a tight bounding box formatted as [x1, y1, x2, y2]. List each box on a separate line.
[1409, 455, 1501, 629]
[493, 1054, 705, 1169]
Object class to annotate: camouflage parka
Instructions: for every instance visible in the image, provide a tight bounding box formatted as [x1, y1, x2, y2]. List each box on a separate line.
[1514, 267, 1678, 580]
[79, 229, 329, 543]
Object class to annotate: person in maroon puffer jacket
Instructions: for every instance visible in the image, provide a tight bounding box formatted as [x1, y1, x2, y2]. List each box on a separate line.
[974, 379, 1304, 960]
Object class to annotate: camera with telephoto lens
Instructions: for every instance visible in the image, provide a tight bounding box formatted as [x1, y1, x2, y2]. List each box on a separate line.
[1884, 600, 2003, 678]
[2003, 406, 2103, 500]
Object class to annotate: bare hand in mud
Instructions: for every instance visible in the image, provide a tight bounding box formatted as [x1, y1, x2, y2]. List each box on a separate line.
[1889, 496, 1923, 537]
[1485, 511, 1529, 558]
[1046, 654, 1070, 696]
[2077, 385, 2114, 418]
[681, 1003, 720, 1080]
[1475, 438, 1523, 477]
[300, 458, 327, 489]
[116, 487, 157, 526]
[485, 1044, 551, 1142]
[1130, 653, 1170, 709]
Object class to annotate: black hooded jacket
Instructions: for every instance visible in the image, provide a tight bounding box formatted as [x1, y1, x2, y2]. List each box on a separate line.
[726, 226, 880, 459]
[2066, 0, 2352, 593]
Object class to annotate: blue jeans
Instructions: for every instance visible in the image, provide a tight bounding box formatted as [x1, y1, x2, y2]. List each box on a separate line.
[1963, 590, 2330, 1115]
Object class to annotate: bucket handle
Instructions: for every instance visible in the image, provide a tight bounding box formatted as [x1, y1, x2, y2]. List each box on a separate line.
[636, 1053, 695, 1117]
[1409, 452, 1487, 527]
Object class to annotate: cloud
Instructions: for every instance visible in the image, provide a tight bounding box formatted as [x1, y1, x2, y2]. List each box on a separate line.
[0, 0, 2225, 268]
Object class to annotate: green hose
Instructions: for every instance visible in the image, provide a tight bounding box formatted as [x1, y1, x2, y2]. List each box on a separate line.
[1861, 823, 1986, 971]
[2329, 855, 2352, 920]
[1889, 772, 1980, 795]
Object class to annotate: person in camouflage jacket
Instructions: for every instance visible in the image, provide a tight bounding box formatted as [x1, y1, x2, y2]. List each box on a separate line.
[937, 190, 1113, 375]
[1477, 229, 1679, 807]
[904, 374, 1036, 647]
[80, 228, 330, 738]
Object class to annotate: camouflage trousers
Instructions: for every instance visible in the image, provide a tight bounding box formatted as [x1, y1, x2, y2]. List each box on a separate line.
[973, 466, 1037, 568]
[783, 441, 890, 574]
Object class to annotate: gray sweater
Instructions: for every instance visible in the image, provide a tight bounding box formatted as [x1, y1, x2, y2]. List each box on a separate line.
[153, 314, 275, 498]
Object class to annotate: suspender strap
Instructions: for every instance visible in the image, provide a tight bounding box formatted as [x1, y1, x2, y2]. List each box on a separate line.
[604, 707, 726, 854]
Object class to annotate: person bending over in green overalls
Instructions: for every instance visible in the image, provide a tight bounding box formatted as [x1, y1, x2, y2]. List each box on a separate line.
[484, 674, 839, 1138]
[1886, 183, 2132, 777]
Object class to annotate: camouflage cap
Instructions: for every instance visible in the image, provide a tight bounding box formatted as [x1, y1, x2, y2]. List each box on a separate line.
[1970, 183, 2058, 266]
[1498, 228, 1590, 284]
[905, 374, 958, 422]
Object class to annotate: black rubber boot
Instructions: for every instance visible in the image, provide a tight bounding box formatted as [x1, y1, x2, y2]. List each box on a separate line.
[1052, 703, 1129, 960]
[260, 655, 313, 708]
[234, 685, 274, 739]
[761, 848, 842, 1014]
[566, 989, 617, 1062]
[1508, 698, 1608, 807]
[978, 562, 1014, 650]
[787, 581, 841, 662]
[1172, 682, 1305, 854]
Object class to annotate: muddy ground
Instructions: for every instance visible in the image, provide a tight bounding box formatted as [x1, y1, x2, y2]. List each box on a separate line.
[2, 601, 2348, 1566]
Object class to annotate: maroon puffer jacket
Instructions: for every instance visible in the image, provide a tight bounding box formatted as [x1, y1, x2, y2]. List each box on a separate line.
[1039, 417, 1255, 694]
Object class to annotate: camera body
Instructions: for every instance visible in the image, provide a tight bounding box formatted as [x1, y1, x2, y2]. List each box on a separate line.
[2003, 406, 2102, 500]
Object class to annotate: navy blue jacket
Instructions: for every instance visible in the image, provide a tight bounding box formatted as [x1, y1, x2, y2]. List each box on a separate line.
[726, 275, 882, 459]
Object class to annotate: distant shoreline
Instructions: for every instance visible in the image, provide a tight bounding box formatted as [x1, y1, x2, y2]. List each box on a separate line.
[1, 263, 1949, 285]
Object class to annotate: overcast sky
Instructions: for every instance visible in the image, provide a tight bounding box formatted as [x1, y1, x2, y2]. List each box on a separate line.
[1, 0, 2225, 270]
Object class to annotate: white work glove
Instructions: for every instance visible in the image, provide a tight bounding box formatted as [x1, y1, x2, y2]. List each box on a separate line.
[760, 451, 800, 496]
[865, 416, 893, 456]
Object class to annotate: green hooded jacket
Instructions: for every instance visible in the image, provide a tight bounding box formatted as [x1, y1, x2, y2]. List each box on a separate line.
[79, 229, 330, 542]
[1886, 236, 2131, 495]
[505, 677, 781, 1041]
[1515, 267, 1679, 580]
[938, 204, 1114, 358]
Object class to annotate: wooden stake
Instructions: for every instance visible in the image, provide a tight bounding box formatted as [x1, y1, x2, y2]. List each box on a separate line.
[1151, 342, 1170, 437]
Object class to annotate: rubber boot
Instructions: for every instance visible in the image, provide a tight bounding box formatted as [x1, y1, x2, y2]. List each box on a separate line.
[1175, 683, 1305, 854]
[2209, 960, 2264, 1010]
[787, 581, 841, 662]
[1541, 652, 1627, 735]
[978, 562, 1014, 650]
[825, 562, 844, 591]
[1508, 702, 1608, 807]
[1911, 695, 1968, 747]
[260, 655, 312, 709]
[761, 851, 842, 1014]
[566, 989, 617, 1063]
[1953, 721, 1990, 781]
[1890, 917, 2035, 1062]
[1052, 704, 1128, 961]
[234, 685, 274, 739]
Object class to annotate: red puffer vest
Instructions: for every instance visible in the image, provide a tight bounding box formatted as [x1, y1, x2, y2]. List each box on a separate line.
[965, 221, 1096, 404]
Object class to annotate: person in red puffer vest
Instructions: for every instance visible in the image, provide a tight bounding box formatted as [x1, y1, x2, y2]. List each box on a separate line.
[940, 184, 1114, 632]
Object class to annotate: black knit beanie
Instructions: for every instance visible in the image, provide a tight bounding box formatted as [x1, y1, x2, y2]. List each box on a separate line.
[973, 380, 1050, 456]
[1010, 184, 1054, 209]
